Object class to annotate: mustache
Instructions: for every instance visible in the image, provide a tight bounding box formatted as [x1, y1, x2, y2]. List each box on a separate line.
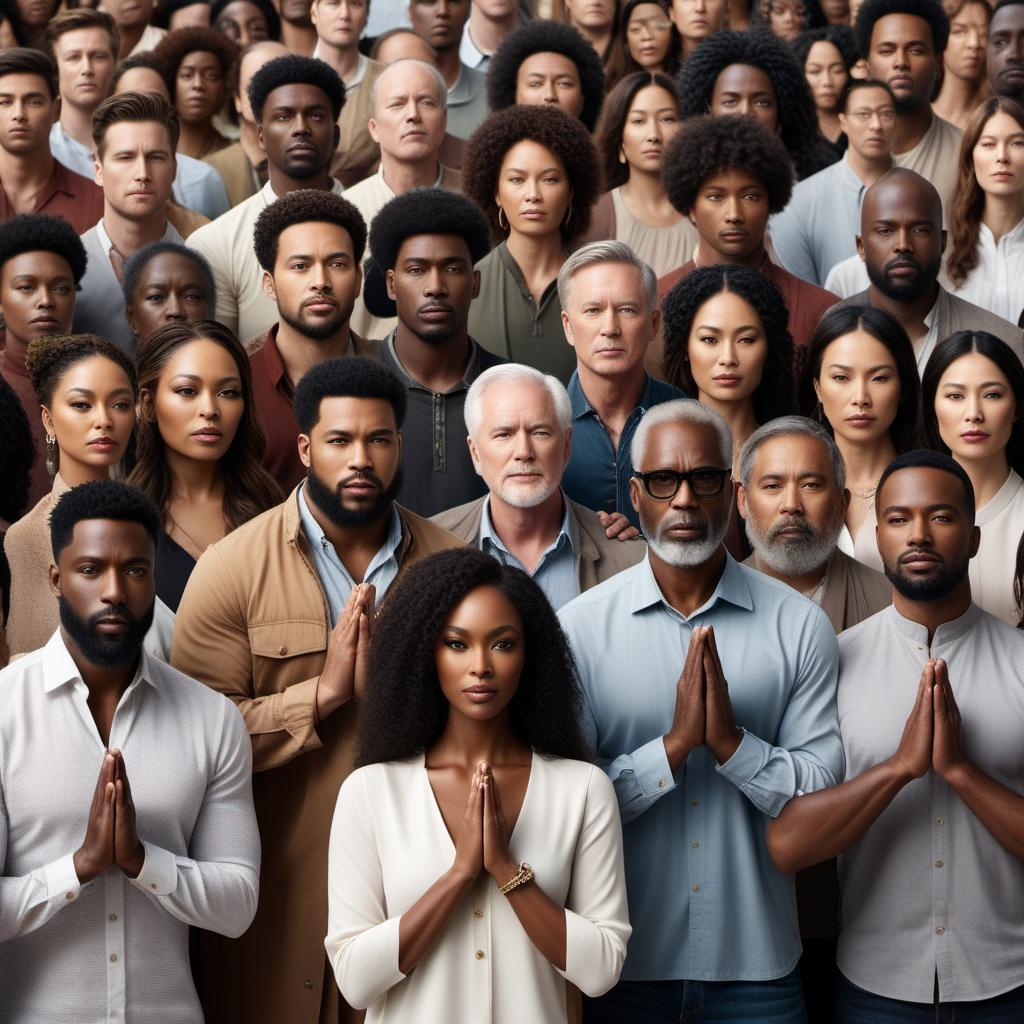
[765, 518, 814, 542]
[88, 605, 137, 627]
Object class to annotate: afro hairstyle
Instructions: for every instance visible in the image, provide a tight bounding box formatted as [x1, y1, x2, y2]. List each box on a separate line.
[152, 26, 240, 86]
[253, 189, 368, 272]
[26, 333, 137, 407]
[122, 241, 217, 308]
[677, 29, 829, 180]
[368, 188, 492, 273]
[462, 105, 601, 243]
[247, 53, 345, 124]
[854, 0, 951, 56]
[876, 448, 975, 522]
[50, 480, 161, 563]
[292, 356, 408, 434]
[485, 20, 606, 131]
[661, 114, 794, 215]
[792, 24, 860, 70]
[0, 214, 88, 284]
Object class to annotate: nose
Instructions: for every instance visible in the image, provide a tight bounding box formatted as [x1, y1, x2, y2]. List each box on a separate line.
[599, 306, 620, 336]
[542, 78, 558, 103]
[163, 292, 185, 320]
[964, 395, 983, 422]
[423, 266, 447, 296]
[348, 439, 372, 470]
[718, 339, 739, 366]
[852, 378, 871, 407]
[469, 643, 493, 680]
[669, 479, 701, 511]
[778, 481, 805, 516]
[905, 512, 933, 548]
[198, 389, 220, 420]
[513, 427, 535, 461]
[36, 286, 55, 309]
[100, 566, 128, 608]
[894, 226, 913, 253]
[724, 195, 742, 222]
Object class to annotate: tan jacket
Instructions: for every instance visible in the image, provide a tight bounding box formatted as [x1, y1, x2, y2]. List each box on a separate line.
[331, 58, 384, 188]
[204, 140, 262, 209]
[432, 492, 646, 593]
[171, 489, 463, 1024]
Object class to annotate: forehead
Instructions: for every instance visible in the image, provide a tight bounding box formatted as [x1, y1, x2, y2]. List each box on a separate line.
[870, 12, 934, 46]
[103, 119, 173, 149]
[864, 178, 940, 221]
[160, 338, 239, 376]
[636, 418, 722, 468]
[118, 67, 169, 97]
[845, 85, 893, 109]
[376, 63, 443, 101]
[136, 251, 207, 284]
[395, 231, 471, 263]
[479, 377, 557, 420]
[713, 63, 775, 93]
[990, 4, 1024, 33]
[691, 288, 763, 328]
[314, 394, 397, 431]
[265, 82, 331, 108]
[628, 2, 668, 18]
[0, 72, 53, 96]
[278, 219, 355, 254]
[56, 353, 133, 391]
[500, 138, 563, 170]
[55, 27, 114, 55]
[878, 465, 968, 510]
[938, 350, 1010, 385]
[180, 49, 222, 64]
[65, 518, 154, 558]
[219, 0, 266, 20]
[2, 250, 73, 280]
[571, 260, 644, 299]
[518, 51, 580, 78]
[807, 40, 844, 61]
[752, 432, 833, 475]
[241, 44, 289, 83]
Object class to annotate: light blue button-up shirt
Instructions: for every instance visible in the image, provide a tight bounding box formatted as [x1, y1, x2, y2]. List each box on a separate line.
[479, 497, 580, 611]
[558, 553, 842, 982]
[297, 485, 403, 625]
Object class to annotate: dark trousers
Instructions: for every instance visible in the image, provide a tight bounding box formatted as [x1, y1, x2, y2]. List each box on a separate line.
[836, 974, 1024, 1024]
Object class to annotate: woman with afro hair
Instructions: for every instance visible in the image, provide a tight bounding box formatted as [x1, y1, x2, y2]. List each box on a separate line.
[677, 28, 834, 179]
[325, 547, 630, 1022]
[463, 105, 601, 385]
[662, 264, 798, 558]
[485, 20, 606, 131]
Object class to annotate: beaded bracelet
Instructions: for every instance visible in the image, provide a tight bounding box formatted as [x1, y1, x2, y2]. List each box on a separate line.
[498, 862, 535, 896]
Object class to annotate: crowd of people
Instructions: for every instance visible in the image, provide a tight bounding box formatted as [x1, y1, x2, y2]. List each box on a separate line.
[0, 0, 1023, 1020]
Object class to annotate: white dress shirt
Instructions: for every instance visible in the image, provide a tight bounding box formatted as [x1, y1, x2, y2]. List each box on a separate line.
[0, 631, 260, 1024]
[970, 469, 1024, 625]
[326, 753, 630, 1021]
[946, 218, 1024, 326]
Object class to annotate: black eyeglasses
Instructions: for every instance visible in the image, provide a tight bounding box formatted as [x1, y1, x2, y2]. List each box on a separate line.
[634, 467, 732, 500]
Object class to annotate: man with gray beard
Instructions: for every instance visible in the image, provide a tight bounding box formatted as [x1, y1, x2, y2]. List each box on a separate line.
[432, 363, 645, 609]
[738, 416, 891, 633]
[559, 400, 843, 1024]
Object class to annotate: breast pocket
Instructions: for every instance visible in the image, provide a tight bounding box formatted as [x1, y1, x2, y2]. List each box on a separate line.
[247, 620, 328, 691]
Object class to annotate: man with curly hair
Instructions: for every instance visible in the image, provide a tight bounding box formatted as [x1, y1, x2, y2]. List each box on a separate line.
[856, 0, 963, 220]
[187, 54, 346, 344]
[657, 115, 839, 359]
[988, 0, 1024, 104]
[251, 189, 377, 491]
[371, 187, 508, 516]
[172, 356, 463, 1024]
[0, 213, 87, 509]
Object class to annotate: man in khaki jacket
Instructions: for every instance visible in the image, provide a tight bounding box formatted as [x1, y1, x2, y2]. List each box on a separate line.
[432, 363, 645, 609]
[172, 357, 463, 1024]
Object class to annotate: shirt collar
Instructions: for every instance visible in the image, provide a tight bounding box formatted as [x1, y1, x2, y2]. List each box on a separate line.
[297, 482, 404, 565]
[568, 370, 656, 421]
[628, 550, 754, 617]
[883, 600, 983, 649]
[383, 332, 481, 392]
[478, 492, 576, 559]
[42, 629, 158, 694]
[94, 217, 180, 256]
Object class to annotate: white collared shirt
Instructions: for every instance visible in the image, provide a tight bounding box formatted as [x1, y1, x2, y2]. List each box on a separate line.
[946, 218, 1024, 326]
[0, 632, 260, 1023]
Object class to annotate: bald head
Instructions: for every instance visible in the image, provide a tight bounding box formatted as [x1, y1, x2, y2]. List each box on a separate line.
[369, 59, 448, 163]
[373, 29, 437, 66]
[858, 168, 944, 302]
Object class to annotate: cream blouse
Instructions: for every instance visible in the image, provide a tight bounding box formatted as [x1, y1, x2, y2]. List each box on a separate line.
[970, 470, 1024, 626]
[326, 752, 630, 1022]
[838, 500, 883, 573]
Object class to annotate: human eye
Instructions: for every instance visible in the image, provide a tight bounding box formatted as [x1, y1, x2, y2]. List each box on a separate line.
[444, 636, 467, 650]
[943, 389, 964, 400]
[174, 386, 198, 397]
[126, 566, 148, 577]
[113, 399, 133, 410]
[699, 333, 718, 344]
[219, 387, 242, 399]
[871, 373, 890, 383]
[144, 291, 166, 303]
[831, 372, 849, 382]
[70, 400, 91, 411]
[983, 389, 1006, 400]
[78, 565, 98, 575]
[493, 638, 516, 651]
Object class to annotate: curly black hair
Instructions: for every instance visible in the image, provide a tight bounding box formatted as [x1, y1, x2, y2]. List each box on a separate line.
[677, 29, 831, 180]
[367, 188, 492, 274]
[0, 214, 88, 284]
[485, 20, 606, 131]
[854, 0, 950, 56]
[0, 375, 32, 525]
[662, 265, 798, 424]
[211, 0, 280, 39]
[247, 54, 345, 124]
[293, 356, 407, 434]
[50, 480, 161, 563]
[121, 241, 217, 308]
[661, 114, 793, 216]
[152, 26, 240, 87]
[792, 24, 859, 70]
[357, 547, 591, 767]
[26, 333, 137, 407]
[462, 105, 601, 243]
[254, 189, 368, 272]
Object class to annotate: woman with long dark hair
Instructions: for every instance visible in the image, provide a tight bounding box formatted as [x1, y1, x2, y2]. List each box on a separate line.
[326, 547, 629, 1022]
[606, 0, 681, 89]
[127, 319, 281, 610]
[945, 96, 1024, 327]
[798, 305, 921, 570]
[923, 330, 1024, 624]
[792, 25, 858, 159]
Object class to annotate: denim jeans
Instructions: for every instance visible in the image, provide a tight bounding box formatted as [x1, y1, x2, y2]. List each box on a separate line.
[836, 974, 1024, 1023]
[583, 967, 807, 1024]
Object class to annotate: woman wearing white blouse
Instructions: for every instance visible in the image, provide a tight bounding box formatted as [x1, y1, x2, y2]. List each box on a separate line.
[923, 331, 1024, 625]
[325, 548, 630, 1022]
[945, 97, 1024, 327]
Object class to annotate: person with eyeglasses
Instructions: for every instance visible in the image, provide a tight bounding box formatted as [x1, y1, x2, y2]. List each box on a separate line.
[559, 398, 843, 1024]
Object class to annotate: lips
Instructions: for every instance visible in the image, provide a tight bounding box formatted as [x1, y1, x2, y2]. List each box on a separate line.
[303, 297, 337, 312]
[712, 374, 741, 386]
[191, 429, 223, 443]
[889, 75, 913, 89]
[900, 552, 940, 566]
[286, 143, 316, 156]
[88, 436, 117, 448]
[845, 414, 875, 425]
[960, 430, 989, 442]
[30, 315, 59, 328]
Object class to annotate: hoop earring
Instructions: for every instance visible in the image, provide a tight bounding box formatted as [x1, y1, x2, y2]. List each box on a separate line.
[46, 434, 58, 478]
[497, 206, 508, 231]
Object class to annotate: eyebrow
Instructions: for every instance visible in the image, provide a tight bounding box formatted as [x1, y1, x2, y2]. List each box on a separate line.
[445, 624, 521, 638]
[695, 323, 761, 332]
[881, 502, 960, 514]
[170, 373, 241, 385]
[504, 165, 561, 174]
[825, 362, 895, 371]
[758, 470, 828, 480]
[322, 427, 395, 437]
[941, 380, 1006, 388]
[286, 250, 352, 261]
[402, 255, 468, 265]
[64, 386, 134, 397]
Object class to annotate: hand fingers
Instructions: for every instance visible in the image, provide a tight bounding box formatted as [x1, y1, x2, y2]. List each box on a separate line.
[706, 627, 726, 689]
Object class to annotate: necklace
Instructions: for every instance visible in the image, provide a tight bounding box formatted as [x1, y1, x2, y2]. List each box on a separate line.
[166, 509, 210, 558]
[851, 478, 879, 500]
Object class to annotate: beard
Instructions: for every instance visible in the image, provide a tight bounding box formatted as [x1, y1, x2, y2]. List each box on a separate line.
[745, 512, 844, 577]
[305, 462, 402, 528]
[496, 467, 558, 509]
[279, 298, 354, 342]
[866, 251, 942, 301]
[640, 507, 729, 568]
[883, 550, 970, 601]
[59, 596, 154, 667]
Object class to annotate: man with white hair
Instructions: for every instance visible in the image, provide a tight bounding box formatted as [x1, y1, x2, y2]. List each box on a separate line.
[559, 399, 843, 1024]
[738, 416, 891, 633]
[560, 241, 686, 536]
[346, 58, 462, 341]
[432, 364, 645, 609]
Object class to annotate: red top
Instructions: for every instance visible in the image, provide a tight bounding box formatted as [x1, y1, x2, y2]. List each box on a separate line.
[0, 160, 104, 235]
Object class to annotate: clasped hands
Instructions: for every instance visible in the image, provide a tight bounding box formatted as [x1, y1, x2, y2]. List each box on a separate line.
[891, 658, 968, 784]
[663, 625, 744, 772]
[73, 749, 145, 884]
[320, 583, 376, 712]
[451, 762, 519, 890]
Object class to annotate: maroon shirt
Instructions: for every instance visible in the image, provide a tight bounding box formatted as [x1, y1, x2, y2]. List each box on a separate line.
[0, 344, 47, 512]
[0, 160, 104, 235]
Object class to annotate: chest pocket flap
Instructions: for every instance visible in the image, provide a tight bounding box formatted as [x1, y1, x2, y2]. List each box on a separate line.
[248, 620, 328, 660]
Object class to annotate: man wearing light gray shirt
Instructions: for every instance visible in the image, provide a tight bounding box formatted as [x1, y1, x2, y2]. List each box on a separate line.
[767, 449, 1024, 1020]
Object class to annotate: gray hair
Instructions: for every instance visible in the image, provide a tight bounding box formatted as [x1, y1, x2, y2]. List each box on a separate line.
[738, 416, 846, 491]
[630, 399, 732, 472]
[370, 59, 448, 112]
[464, 363, 573, 440]
[556, 241, 659, 313]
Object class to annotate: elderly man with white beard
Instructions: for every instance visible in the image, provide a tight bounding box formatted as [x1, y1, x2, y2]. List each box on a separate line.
[431, 363, 645, 609]
[737, 416, 892, 634]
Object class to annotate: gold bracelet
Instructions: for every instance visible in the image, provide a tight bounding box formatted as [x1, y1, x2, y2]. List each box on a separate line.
[498, 862, 535, 896]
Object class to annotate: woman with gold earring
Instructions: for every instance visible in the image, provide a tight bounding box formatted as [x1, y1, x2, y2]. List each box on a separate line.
[464, 106, 601, 384]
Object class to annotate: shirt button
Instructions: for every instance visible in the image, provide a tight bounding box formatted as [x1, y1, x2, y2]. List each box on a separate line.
[936, 817, 944, 826]
[475, 950, 486, 960]
[303, 980, 314, 990]
[110, 953, 118, 962]
[108, 913, 117, 922]
[935, 927, 945, 935]
[935, 860, 944, 868]
[278, 646, 288, 656]
[692, 884, 701, 892]
[150, 883, 158, 890]
[692, 841, 700, 849]
[65, 892, 75, 900]
[473, 909, 483, 918]
[658, 779, 667, 789]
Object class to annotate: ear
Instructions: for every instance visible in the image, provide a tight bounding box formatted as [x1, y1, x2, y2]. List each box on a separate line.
[48, 562, 61, 599]
[368, 116, 380, 145]
[262, 269, 278, 302]
[629, 475, 641, 514]
[939, 228, 947, 255]
[841, 486, 851, 517]
[561, 308, 575, 348]
[125, 302, 137, 334]
[467, 434, 482, 475]
[968, 523, 980, 559]
[471, 268, 480, 301]
[855, 234, 865, 261]
[298, 432, 311, 467]
[386, 267, 396, 301]
[650, 307, 661, 338]
[256, 123, 267, 154]
[94, 154, 103, 189]
[332, 121, 341, 152]
[812, 376, 823, 404]
[562, 424, 572, 466]
[736, 484, 748, 520]
[40, 404, 54, 438]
